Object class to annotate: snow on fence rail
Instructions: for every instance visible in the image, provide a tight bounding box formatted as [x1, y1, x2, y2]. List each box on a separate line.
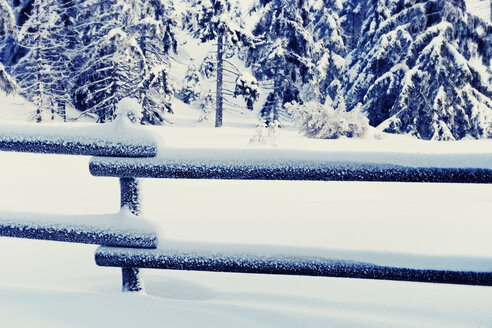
[0, 123, 157, 157]
[95, 242, 492, 286]
[0, 123, 492, 292]
[0, 211, 158, 248]
[89, 148, 492, 183]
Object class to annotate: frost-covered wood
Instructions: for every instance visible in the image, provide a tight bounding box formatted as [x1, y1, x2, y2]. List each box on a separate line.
[0, 123, 157, 157]
[90, 148, 492, 183]
[95, 243, 492, 286]
[119, 177, 143, 291]
[0, 212, 158, 248]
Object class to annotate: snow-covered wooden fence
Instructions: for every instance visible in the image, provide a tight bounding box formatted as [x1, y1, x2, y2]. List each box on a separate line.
[1, 123, 492, 292]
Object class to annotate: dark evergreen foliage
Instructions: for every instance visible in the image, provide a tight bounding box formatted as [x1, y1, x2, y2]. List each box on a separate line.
[341, 0, 492, 140]
[0, 0, 17, 94]
[339, 0, 369, 51]
[12, 0, 69, 121]
[135, 0, 178, 125]
[247, 0, 315, 125]
[184, 0, 252, 127]
[71, 0, 147, 122]
[307, 0, 346, 104]
[0, 0, 490, 139]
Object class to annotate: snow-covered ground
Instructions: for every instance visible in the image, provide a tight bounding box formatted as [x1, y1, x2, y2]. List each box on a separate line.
[1, 92, 492, 327]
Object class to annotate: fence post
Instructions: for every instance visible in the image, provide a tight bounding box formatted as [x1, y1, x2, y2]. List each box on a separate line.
[120, 177, 142, 292]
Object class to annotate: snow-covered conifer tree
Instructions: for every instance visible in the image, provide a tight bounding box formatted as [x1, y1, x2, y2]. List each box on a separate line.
[178, 61, 202, 104]
[306, 0, 345, 104]
[73, 0, 136, 122]
[341, 0, 492, 140]
[0, 0, 15, 37]
[0, 0, 17, 94]
[290, 100, 370, 139]
[185, 0, 252, 127]
[234, 72, 260, 110]
[12, 0, 69, 122]
[247, 0, 315, 126]
[134, 0, 177, 125]
[339, 0, 369, 52]
[72, 0, 144, 122]
[73, 0, 177, 124]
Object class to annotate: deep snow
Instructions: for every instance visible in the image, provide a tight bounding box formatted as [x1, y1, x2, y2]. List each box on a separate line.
[0, 0, 491, 324]
[1, 148, 492, 327]
[0, 97, 492, 326]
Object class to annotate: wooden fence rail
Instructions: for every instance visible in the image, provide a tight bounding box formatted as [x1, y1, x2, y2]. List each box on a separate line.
[0, 125, 491, 292]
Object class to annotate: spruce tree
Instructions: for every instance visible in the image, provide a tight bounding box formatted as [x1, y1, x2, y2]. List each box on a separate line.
[72, 0, 144, 122]
[247, 0, 315, 126]
[341, 0, 492, 140]
[307, 0, 345, 104]
[135, 0, 178, 125]
[12, 0, 69, 122]
[339, 0, 369, 52]
[0, 0, 17, 94]
[0, 0, 15, 36]
[185, 0, 251, 127]
[72, 0, 177, 124]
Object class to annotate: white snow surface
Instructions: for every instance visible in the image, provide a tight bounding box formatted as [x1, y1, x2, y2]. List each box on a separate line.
[138, 239, 492, 272]
[0, 121, 155, 145]
[92, 146, 492, 170]
[0, 120, 158, 157]
[114, 97, 144, 126]
[0, 103, 492, 327]
[0, 209, 157, 244]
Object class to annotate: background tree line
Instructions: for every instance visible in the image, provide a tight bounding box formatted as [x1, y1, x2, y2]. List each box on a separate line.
[0, 0, 491, 140]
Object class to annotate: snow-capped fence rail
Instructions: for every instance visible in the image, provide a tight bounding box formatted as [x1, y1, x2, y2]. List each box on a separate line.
[0, 122, 159, 291]
[1, 123, 492, 292]
[95, 242, 492, 287]
[0, 212, 158, 248]
[89, 148, 492, 183]
[90, 149, 492, 290]
[0, 123, 158, 157]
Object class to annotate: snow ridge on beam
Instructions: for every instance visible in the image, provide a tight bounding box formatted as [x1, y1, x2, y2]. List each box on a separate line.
[0, 212, 158, 248]
[95, 245, 492, 286]
[0, 124, 157, 157]
[0, 138, 157, 157]
[90, 153, 492, 183]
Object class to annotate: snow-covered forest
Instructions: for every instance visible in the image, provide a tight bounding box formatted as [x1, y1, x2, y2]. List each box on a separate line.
[0, 0, 491, 140]
[1, 1, 492, 326]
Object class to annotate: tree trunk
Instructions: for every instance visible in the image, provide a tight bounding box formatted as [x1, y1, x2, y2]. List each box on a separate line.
[35, 1, 42, 123]
[272, 70, 280, 125]
[59, 100, 66, 122]
[215, 32, 224, 128]
[51, 99, 55, 120]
